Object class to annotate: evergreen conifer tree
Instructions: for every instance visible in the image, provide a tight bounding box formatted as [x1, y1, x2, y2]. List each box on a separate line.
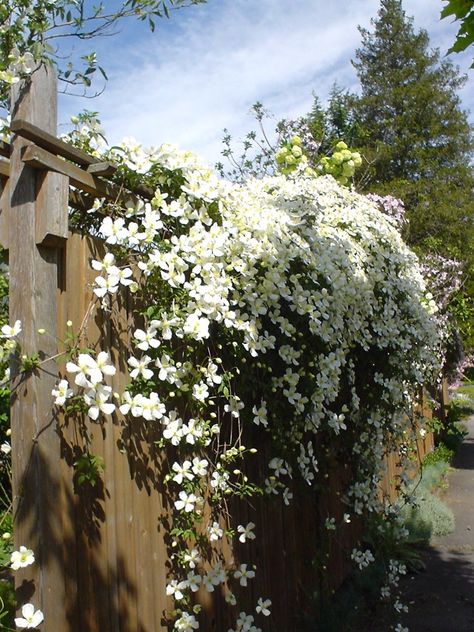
[352, 0, 474, 348]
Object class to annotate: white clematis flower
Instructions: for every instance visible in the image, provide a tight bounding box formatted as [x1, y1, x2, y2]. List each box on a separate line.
[233, 563, 255, 587]
[14, 603, 44, 629]
[51, 379, 74, 406]
[84, 385, 115, 420]
[1, 320, 21, 338]
[128, 355, 154, 380]
[237, 522, 256, 543]
[10, 545, 35, 570]
[256, 598, 272, 617]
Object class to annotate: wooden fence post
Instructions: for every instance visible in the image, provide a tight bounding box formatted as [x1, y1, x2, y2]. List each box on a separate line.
[9, 65, 69, 629]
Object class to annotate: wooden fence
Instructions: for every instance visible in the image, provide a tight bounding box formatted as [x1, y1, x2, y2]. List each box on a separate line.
[0, 66, 439, 631]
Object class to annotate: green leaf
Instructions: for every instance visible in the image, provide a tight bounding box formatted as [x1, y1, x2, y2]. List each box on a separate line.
[98, 65, 108, 80]
[441, 0, 472, 20]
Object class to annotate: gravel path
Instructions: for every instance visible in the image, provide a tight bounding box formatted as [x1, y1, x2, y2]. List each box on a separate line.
[400, 416, 474, 632]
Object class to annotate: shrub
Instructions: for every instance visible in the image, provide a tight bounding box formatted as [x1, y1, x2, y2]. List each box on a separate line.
[402, 461, 454, 542]
[423, 443, 454, 467]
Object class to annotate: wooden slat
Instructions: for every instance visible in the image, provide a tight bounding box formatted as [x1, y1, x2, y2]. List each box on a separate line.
[36, 171, 69, 246]
[11, 118, 96, 167]
[22, 144, 145, 206]
[0, 178, 9, 249]
[87, 161, 117, 177]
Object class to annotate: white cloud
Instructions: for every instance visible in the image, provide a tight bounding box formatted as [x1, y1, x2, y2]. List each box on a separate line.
[59, 0, 474, 164]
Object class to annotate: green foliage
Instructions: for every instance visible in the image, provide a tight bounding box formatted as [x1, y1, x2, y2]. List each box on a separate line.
[73, 452, 105, 488]
[218, 99, 364, 187]
[19, 352, 40, 373]
[312, 586, 385, 632]
[442, 403, 469, 452]
[450, 293, 474, 350]
[0, 512, 14, 630]
[0, 515, 12, 568]
[404, 489, 455, 539]
[351, 0, 474, 351]
[0, 578, 15, 630]
[441, 0, 474, 66]
[308, 86, 369, 159]
[309, 515, 414, 631]
[419, 459, 451, 487]
[402, 461, 455, 541]
[422, 443, 454, 467]
[452, 382, 474, 406]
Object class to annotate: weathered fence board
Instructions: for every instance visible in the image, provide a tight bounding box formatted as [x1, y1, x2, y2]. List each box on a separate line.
[54, 233, 183, 631]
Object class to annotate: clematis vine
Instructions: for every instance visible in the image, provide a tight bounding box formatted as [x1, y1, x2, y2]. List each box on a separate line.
[47, 131, 442, 630]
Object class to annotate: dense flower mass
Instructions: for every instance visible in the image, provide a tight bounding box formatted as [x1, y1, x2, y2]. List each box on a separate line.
[54, 134, 441, 630]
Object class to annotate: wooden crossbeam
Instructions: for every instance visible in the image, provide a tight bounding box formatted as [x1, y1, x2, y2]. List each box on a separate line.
[87, 161, 117, 176]
[22, 144, 141, 207]
[13, 121, 155, 200]
[0, 158, 100, 213]
[11, 119, 95, 167]
[0, 154, 141, 214]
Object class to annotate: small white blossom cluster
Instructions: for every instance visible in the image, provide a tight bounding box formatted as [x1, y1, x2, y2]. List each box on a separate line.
[52, 351, 117, 420]
[0, 47, 34, 85]
[351, 548, 375, 570]
[92, 252, 133, 305]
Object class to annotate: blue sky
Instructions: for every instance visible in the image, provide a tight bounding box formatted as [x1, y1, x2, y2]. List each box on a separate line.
[59, 0, 474, 166]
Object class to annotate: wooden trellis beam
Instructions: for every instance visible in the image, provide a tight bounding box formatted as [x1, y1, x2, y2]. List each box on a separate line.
[87, 161, 117, 176]
[0, 159, 106, 216]
[11, 119, 95, 167]
[22, 144, 131, 201]
[12, 119, 155, 200]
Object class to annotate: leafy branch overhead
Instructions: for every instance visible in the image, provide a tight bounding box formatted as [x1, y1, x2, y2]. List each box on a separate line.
[441, 0, 474, 66]
[0, 0, 207, 106]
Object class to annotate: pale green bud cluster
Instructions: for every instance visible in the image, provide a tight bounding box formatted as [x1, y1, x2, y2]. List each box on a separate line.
[319, 141, 362, 186]
[275, 136, 309, 175]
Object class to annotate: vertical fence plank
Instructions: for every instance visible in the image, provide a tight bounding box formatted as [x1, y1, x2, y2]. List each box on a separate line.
[0, 176, 9, 249]
[9, 65, 69, 630]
